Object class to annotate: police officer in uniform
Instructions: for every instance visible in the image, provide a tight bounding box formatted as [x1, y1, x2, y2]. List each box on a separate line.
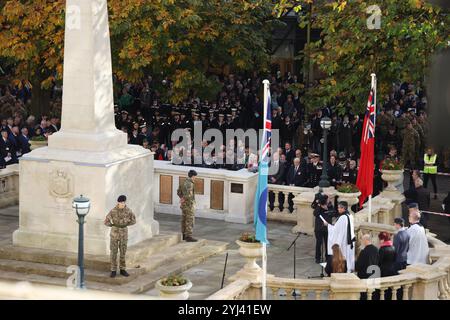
[104, 195, 136, 278]
[423, 147, 438, 199]
[178, 170, 198, 242]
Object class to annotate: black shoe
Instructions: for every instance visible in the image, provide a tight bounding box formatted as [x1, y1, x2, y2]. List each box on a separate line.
[185, 237, 198, 242]
[120, 269, 129, 277]
[110, 271, 117, 278]
[315, 259, 321, 264]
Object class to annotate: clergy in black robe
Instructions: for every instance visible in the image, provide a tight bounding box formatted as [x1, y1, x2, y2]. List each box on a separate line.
[355, 234, 379, 279]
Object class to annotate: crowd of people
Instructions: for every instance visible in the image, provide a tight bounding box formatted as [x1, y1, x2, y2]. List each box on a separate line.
[0, 72, 445, 203]
[313, 194, 430, 300]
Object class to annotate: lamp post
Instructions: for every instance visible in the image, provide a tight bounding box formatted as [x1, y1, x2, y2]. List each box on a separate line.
[319, 117, 332, 189]
[72, 195, 91, 289]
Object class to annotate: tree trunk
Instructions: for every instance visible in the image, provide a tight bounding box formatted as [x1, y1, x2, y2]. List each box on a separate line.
[30, 78, 51, 118]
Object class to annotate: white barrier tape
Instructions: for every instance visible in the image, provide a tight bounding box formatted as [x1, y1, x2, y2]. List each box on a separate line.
[421, 210, 450, 218]
[404, 168, 450, 177]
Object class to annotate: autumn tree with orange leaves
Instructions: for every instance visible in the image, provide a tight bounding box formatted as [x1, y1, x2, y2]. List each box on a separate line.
[0, 0, 275, 116]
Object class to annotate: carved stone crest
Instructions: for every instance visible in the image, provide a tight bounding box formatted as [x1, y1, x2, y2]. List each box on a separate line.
[49, 169, 74, 199]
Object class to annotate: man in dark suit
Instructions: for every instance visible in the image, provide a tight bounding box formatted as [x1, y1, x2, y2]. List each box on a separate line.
[0, 129, 18, 167]
[268, 152, 287, 211]
[393, 217, 410, 272]
[286, 157, 308, 212]
[414, 178, 430, 227]
[284, 142, 295, 165]
[18, 127, 31, 155]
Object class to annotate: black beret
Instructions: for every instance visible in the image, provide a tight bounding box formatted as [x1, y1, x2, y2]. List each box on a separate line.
[188, 170, 198, 178]
[117, 195, 127, 202]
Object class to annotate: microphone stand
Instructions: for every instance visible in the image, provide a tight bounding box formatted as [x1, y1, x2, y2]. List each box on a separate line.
[286, 232, 307, 298]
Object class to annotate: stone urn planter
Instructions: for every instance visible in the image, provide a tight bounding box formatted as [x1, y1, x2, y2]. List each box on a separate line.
[336, 191, 361, 213]
[380, 169, 404, 192]
[229, 239, 263, 283]
[30, 140, 47, 150]
[155, 278, 192, 300]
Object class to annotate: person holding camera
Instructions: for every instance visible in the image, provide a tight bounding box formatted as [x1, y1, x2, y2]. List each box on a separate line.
[313, 194, 333, 263]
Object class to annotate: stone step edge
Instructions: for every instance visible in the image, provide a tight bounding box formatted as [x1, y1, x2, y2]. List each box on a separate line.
[0, 241, 229, 295]
[0, 233, 181, 271]
[0, 239, 210, 285]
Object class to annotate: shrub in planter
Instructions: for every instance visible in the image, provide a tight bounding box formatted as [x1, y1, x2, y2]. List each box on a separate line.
[337, 182, 360, 193]
[239, 232, 260, 243]
[381, 158, 404, 171]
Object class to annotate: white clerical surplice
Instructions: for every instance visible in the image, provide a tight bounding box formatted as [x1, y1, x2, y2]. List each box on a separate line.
[327, 213, 355, 273]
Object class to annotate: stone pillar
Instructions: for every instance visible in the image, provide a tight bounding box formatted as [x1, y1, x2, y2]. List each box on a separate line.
[240, 285, 262, 300]
[225, 174, 258, 224]
[329, 273, 367, 300]
[401, 264, 446, 300]
[13, 0, 159, 255]
[292, 192, 316, 235]
[380, 190, 405, 222]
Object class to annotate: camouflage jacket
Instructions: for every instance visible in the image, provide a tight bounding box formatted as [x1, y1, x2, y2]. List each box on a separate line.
[180, 178, 195, 205]
[104, 205, 136, 228]
[402, 127, 416, 149]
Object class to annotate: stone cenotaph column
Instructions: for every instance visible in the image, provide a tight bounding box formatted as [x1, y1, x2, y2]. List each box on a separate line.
[13, 0, 159, 255]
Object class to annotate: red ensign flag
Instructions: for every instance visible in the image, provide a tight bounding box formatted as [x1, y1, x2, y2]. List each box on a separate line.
[356, 88, 376, 207]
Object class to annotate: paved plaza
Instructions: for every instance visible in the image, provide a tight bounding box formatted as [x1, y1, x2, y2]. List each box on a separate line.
[1, 180, 449, 299]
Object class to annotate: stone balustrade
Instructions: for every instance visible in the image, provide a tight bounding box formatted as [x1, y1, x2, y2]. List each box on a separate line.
[266, 276, 331, 300]
[267, 184, 310, 223]
[210, 221, 450, 300]
[0, 164, 19, 209]
[0, 280, 160, 300]
[206, 279, 253, 300]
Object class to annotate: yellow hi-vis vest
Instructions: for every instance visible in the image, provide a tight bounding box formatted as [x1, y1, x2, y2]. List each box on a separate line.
[424, 154, 437, 174]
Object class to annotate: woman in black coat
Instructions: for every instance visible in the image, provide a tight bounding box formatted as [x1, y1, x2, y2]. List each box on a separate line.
[377, 232, 399, 300]
[378, 232, 398, 277]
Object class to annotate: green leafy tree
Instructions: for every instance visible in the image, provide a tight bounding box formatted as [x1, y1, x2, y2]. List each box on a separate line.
[276, 0, 449, 114]
[0, 0, 275, 116]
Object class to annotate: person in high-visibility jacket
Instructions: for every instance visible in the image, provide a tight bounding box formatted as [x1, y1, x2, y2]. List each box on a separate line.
[423, 147, 438, 199]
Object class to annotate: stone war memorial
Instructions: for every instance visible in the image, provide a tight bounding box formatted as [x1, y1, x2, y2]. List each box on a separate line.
[13, 0, 159, 255]
[0, 0, 449, 309]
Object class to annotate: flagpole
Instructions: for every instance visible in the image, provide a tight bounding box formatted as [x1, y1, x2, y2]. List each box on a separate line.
[261, 79, 270, 300]
[368, 73, 377, 223]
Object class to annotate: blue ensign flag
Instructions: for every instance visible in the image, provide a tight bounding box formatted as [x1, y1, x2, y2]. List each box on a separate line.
[254, 84, 271, 244]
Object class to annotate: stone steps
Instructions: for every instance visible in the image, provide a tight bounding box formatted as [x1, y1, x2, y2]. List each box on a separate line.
[0, 239, 228, 295]
[109, 240, 229, 294]
[0, 232, 181, 272]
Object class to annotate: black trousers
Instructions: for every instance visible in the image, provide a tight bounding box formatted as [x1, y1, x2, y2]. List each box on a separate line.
[268, 191, 285, 211]
[314, 230, 328, 262]
[287, 193, 295, 213]
[423, 173, 437, 194]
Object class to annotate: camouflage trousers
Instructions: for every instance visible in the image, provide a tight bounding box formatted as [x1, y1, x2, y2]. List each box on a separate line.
[110, 236, 127, 272]
[181, 207, 195, 238]
[402, 147, 416, 169]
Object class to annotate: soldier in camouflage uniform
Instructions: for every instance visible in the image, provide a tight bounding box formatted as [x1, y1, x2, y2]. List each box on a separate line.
[104, 195, 136, 278]
[402, 123, 417, 169]
[179, 170, 198, 242]
[377, 108, 392, 138]
[411, 117, 425, 159]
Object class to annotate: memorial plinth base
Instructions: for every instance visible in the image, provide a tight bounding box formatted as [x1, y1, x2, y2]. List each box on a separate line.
[13, 145, 159, 255]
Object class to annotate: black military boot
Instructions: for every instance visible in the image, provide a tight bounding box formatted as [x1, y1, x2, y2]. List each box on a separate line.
[110, 271, 117, 278]
[185, 236, 198, 242]
[120, 269, 130, 277]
